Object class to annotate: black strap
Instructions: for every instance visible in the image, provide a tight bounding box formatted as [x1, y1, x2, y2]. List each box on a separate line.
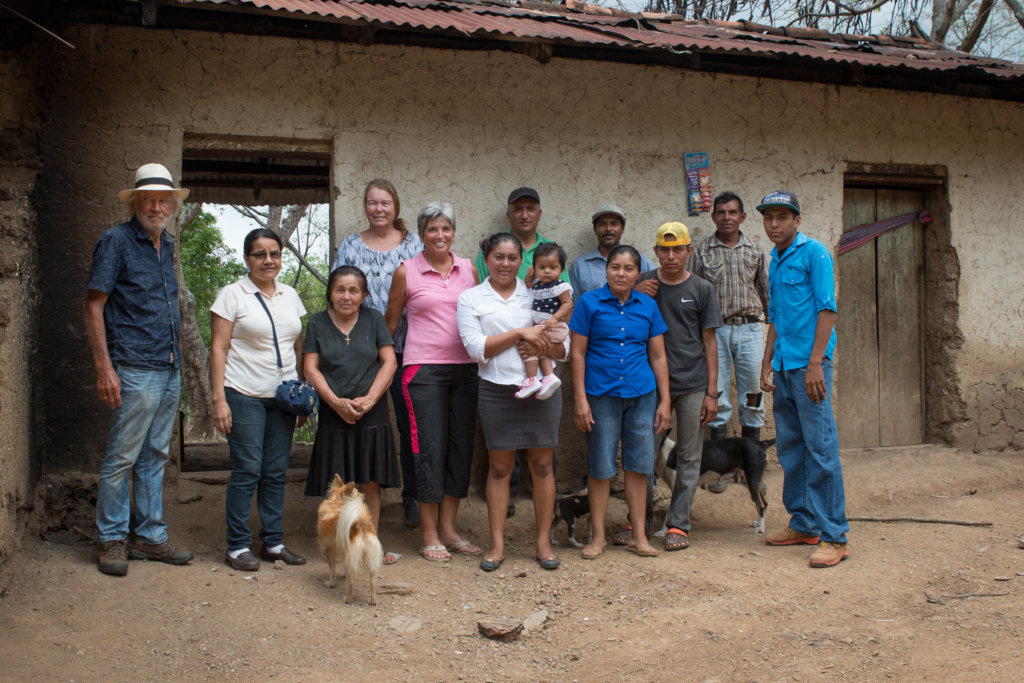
[254, 292, 284, 370]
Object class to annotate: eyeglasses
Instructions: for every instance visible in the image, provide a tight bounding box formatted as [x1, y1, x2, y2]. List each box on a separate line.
[249, 250, 282, 260]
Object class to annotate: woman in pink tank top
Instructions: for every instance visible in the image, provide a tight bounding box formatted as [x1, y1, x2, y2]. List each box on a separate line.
[386, 201, 481, 562]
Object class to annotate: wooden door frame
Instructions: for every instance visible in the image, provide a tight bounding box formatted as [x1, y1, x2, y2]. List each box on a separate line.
[843, 162, 964, 446]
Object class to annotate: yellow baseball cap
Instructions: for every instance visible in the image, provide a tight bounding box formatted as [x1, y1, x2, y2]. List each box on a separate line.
[655, 221, 691, 247]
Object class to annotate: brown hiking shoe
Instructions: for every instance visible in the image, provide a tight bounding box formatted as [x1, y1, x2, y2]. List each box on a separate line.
[809, 541, 850, 568]
[765, 526, 821, 546]
[98, 540, 128, 576]
[129, 538, 194, 565]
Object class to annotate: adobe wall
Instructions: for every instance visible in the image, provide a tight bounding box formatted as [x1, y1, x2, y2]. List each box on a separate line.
[0, 45, 43, 574]
[36, 25, 1024, 477]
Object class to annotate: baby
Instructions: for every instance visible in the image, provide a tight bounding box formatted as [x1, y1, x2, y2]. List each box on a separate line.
[516, 242, 574, 400]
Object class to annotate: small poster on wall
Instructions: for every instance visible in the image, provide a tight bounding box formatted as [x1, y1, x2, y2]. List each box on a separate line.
[684, 153, 712, 216]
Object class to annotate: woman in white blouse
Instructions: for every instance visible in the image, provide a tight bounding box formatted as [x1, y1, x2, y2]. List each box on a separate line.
[210, 228, 307, 572]
[457, 232, 569, 572]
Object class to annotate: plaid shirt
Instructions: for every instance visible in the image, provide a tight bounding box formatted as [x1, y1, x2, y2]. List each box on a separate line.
[688, 231, 769, 321]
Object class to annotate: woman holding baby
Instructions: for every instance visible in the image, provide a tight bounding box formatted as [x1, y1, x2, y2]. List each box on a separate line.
[457, 232, 570, 572]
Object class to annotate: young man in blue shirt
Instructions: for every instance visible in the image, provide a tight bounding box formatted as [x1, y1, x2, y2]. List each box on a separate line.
[758, 191, 850, 568]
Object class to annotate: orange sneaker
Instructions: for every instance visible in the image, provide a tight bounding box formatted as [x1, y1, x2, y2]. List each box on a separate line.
[765, 526, 821, 546]
[809, 541, 850, 568]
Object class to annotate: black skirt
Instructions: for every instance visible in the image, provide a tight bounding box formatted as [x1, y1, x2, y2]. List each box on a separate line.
[477, 379, 562, 451]
[304, 398, 399, 496]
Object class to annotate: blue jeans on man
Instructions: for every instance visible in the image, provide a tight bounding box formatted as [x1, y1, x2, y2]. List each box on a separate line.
[772, 360, 848, 543]
[224, 387, 296, 551]
[710, 322, 764, 432]
[96, 366, 181, 544]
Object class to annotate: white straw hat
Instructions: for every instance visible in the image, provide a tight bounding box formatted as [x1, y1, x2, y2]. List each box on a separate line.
[117, 163, 190, 204]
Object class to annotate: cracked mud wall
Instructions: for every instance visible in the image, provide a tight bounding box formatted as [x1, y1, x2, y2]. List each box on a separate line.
[0, 44, 43, 574]
[34, 25, 1024, 478]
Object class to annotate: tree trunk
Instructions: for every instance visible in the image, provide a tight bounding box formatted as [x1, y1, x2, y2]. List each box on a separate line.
[174, 204, 223, 444]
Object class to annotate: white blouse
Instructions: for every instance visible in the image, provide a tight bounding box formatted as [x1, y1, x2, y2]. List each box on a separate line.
[457, 277, 570, 386]
[210, 275, 306, 398]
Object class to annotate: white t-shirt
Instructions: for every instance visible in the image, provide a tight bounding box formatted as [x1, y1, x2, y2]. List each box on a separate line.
[210, 275, 307, 398]
[457, 277, 570, 386]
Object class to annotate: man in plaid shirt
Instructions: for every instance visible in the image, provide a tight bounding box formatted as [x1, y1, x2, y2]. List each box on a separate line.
[688, 192, 770, 448]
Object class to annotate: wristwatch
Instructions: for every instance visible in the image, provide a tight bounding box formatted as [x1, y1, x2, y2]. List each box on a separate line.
[706, 390, 723, 399]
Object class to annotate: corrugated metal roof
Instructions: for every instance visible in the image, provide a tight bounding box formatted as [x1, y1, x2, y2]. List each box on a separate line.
[184, 0, 1024, 82]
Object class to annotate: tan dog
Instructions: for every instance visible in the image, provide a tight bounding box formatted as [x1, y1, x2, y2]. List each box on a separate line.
[317, 474, 383, 605]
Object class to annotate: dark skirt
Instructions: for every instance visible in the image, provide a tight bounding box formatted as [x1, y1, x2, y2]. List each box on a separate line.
[477, 379, 562, 451]
[304, 398, 399, 496]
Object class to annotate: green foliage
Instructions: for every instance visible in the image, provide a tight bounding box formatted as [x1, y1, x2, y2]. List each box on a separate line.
[181, 211, 247, 345]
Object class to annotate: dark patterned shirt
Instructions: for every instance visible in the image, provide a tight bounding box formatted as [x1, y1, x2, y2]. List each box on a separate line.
[87, 218, 180, 369]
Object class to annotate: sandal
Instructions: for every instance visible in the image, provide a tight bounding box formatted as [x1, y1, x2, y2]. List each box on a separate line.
[444, 539, 482, 556]
[418, 545, 451, 562]
[536, 556, 561, 570]
[627, 540, 659, 557]
[479, 557, 504, 572]
[382, 551, 401, 565]
[581, 543, 605, 560]
[664, 528, 689, 551]
[612, 526, 632, 546]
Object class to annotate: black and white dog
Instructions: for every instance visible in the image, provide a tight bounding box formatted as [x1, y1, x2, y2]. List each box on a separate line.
[654, 435, 773, 535]
[552, 435, 773, 545]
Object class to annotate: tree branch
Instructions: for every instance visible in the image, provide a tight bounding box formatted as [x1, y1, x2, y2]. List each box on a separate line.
[283, 236, 328, 285]
[1004, 0, 1024, 30]
[958, 0, 995, 51]
[787, 0, 893, 22]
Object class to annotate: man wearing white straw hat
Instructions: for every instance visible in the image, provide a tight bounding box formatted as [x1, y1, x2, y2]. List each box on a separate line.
[84, 163, 194, 576]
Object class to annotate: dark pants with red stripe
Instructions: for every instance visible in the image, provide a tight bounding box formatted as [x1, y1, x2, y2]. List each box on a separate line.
[402, 363, 479, 504]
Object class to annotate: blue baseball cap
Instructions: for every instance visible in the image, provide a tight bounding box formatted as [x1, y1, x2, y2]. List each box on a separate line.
[756, 190, 800, 215]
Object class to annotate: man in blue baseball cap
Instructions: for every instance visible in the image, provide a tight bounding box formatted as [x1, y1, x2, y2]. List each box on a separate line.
[757, 190, 850, 568]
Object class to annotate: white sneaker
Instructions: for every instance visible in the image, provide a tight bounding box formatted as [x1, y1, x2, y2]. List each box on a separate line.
[536, 374, 561, 400]
[515, 377, 541, 399]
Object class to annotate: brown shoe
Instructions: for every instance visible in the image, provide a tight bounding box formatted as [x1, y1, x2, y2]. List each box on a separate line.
[809, 541, 850, 568]
[98, 540, 128, 576]
[765, 526, 821, 546]
[129, 538, 194, 565]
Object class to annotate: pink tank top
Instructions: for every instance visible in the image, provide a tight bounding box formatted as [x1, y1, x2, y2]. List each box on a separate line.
[402, 251, 475, 365]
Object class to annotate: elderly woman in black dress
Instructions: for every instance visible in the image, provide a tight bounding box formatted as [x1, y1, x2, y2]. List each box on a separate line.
[304, 266, 400, 563]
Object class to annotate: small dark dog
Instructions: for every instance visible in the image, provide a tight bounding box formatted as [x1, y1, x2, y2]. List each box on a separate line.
[552, 480, 590, 548]
[666, 437, 775, 534]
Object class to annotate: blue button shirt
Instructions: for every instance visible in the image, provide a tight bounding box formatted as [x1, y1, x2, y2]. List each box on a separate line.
[569, 247, 656, 299]
[87, 218, 181, 369]
[569, 284, 667, 398]
[767, 231, 837, 372]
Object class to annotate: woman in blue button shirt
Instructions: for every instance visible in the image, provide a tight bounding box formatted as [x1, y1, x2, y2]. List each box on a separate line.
[569, 245, 671, 560]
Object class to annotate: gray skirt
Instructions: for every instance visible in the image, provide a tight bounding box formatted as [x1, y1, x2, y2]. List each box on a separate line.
[478, 379, 562, 451]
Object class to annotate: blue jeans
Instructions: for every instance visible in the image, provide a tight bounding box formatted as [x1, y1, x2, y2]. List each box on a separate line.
[586, 391, 656, 480]
[711, 323, 765, 430]
[224, 387, 296, 551]
[773, 361, 848, 543]
[96, 366, 180, 544]
[664, 391, 705, 532]
[389, 352, 417, 502]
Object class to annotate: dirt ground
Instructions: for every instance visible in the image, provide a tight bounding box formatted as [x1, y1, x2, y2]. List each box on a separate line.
[2, 445, 1024, 681]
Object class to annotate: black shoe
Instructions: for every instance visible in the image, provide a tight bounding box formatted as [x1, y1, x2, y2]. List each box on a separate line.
[129, 538, 193, 565]
[709, 426, 728, 441]
[225, 550, 260, 571]
[403, 500, 421, 528]
[507, 501, 516, 517]
[98, 540, 128, 576]
[259, 545, 306, 565]
[741, 426, 762, 441]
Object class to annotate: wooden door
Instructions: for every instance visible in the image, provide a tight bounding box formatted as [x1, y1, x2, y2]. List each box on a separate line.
[837, 188, 925, 447]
